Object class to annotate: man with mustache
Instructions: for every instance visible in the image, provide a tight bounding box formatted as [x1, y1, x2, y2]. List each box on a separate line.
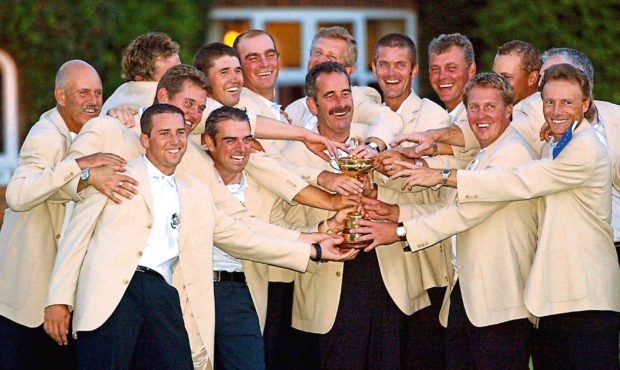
[0, 60, 131, 368]
[101, 32, 181, 116]
[282, 61, 421, 368]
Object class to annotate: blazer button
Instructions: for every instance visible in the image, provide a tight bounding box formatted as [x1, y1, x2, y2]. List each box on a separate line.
[286, 180, 296, 187]
[123, 279, 129, 284]
[55, 234, 61, 239]
[137, 251, 143, 256]
[147, 224, 153, 229]
[336, 271, 341, 277]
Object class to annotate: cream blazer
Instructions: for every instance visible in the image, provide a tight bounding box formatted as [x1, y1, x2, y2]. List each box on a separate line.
[100, 81, 159, 116]
[0, 108, 81, 327]
[456, 122, 620, 316]
[285, 85, 404, 147]
[45, 158, 312, 369]
[281, 128, 429, 334]
[401, 127, 540, 327]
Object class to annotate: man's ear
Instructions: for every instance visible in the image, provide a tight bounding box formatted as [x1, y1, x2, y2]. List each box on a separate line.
[306, 96, 319, 116]
[140, 133, 150, 151]
[54, 87, 66, 106]
[527, 71, 539, 88]
[467, 61, 476, 79]
[156, 88, 169, 104]
[204, 134, 216, 152]
[411, 64, 419, 79]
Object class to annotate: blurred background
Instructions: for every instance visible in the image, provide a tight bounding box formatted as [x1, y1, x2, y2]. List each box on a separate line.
[0, 0, 618, 188]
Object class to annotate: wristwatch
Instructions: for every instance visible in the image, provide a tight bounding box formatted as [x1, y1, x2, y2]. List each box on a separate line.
[396, 222, 406, 238]
[80, 167, 91, 186]
[441, 169, 451, 186]
[414, 159, 424, 167]
[365, 141, 380, 152]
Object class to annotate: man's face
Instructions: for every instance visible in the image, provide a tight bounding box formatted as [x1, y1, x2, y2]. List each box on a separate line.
[159, 81, 207, 133]
[542, 79, 590, 141]
[152, 53, 181, 82]
[538, 55, 565, 87]
[205, 119, 252, 179]
[308, 37, 354, 75]
[207, 55, 244, 107]
[466, 86, 512, 148]
[236, 34, 280, 98]
[307, 72, 353, 138]
[372, 46, 417, 103]
[141, 112, 187, 175]
[493, 53, 537, 104]
[56, 64, 103, 132]
[429, 46, 475, 111]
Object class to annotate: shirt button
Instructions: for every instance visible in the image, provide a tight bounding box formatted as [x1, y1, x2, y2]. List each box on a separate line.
[336, 271, 341, 277]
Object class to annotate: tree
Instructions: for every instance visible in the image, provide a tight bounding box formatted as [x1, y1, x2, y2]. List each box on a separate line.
[0, 0, 212, 135]
[473, 0, 620, 103]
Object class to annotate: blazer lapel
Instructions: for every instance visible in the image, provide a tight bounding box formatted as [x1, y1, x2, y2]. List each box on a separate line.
[130, 158, 154, 214]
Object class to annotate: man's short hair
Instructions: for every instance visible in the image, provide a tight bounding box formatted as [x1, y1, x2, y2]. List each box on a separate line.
[311, 27, 357, 67]
[121, 32, 180, 82]
[305, 61, 351, 101]
[141, 103, 184, 136]
[153, 64, 209, 105]
[428, 33, 475, 66]
[497, 40, 541, 75]
[193, 43, 240, 93]
[463, 72, 515, 107]
[204, 106, 250, 141]
[542, 48, 594, 89]
[232, 29, 278, 53]
[373, 33, 417, 67]
[541, 63, 592, 102]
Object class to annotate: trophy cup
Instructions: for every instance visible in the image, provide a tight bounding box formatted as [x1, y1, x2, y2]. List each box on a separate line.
[332, 140, 376, 248]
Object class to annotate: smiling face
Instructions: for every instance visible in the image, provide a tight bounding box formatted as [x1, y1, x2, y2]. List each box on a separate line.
[429, 46, 476, 111]
[207, 55, 244, 107]
[205, 118, 252, 184]
[55, 62, 103, 133]
[158, 81, 207, 133]
[542, 79, 590, 141]
[236, 34, 280, 100]
[141, 112, 187, 175]
[307, 71, 353, 141]
[372, 46, 418, 110]
[466, 86, 512, 148]
[493, 53, 537, 104]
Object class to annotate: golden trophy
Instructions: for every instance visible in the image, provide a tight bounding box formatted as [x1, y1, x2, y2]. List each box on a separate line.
[332, 141, 376, 248]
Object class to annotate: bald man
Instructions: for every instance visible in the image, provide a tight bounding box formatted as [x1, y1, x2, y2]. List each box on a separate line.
[0, 60, 130, 369]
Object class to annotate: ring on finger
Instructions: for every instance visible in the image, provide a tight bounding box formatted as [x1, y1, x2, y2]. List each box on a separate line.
[119, 181, 123, 187]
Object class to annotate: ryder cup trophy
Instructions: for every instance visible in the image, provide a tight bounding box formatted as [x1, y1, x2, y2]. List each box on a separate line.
[332, 140, 376, 248]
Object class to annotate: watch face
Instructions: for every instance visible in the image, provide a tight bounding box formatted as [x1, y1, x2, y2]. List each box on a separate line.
[396, 226, 406, 237]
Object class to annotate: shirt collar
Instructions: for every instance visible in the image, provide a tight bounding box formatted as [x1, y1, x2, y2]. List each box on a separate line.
[395, 90, 415, 115]
[143, 155, 176, 186]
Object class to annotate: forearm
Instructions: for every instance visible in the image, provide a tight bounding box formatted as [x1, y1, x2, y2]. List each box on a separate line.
[292, 185, 335, 211]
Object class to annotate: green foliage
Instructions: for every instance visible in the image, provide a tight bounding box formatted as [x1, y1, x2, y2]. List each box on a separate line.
[0, 0, 212, 130]
[473, 0, 620, 103]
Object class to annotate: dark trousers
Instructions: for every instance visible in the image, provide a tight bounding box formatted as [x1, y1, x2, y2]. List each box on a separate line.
[76, 270, 192, 369]
[532, 310, 620, 370]
[0, 313, 77, 369]
[319, 250, 403, 369]
[214, 280, 265, 370]
[264, 282, 319, 370]
[401, 286, 447, 369]
[446, 281, 531, 369]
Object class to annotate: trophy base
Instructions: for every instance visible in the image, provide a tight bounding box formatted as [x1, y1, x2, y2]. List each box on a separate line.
[340, 233, 371, 249]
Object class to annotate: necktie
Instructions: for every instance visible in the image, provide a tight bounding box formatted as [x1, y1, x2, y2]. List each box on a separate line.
[552, 121, 576, 159]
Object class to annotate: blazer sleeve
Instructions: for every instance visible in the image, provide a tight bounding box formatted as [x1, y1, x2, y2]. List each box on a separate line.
[213, 205, 310, 272]
[45, 189, 109, 308]
[457, 135, 597, 203]
[5, 127, 81, 211]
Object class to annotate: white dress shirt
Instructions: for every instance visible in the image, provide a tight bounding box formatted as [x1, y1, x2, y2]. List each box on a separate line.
[395, 90, 415, 115]
[256, 93, 284, 122]
[138, 155, 181, 284]
[212, 173, 247, 272]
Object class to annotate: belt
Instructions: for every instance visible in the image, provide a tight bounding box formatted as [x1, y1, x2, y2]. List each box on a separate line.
[213, 271, 246, 282]
[615, 241, 620, 248]
[136, 265, 164, 280]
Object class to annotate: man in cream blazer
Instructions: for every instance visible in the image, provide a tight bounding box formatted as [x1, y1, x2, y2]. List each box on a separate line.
[432, 65, 619, 368]
[359, 73, 540, 367]
[284, 26, 403, 152]
[100, 32, 180, 115]
[281, 61, 425, 369]
[0, 60, 136, 368]
[44, 104, 348, 369]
